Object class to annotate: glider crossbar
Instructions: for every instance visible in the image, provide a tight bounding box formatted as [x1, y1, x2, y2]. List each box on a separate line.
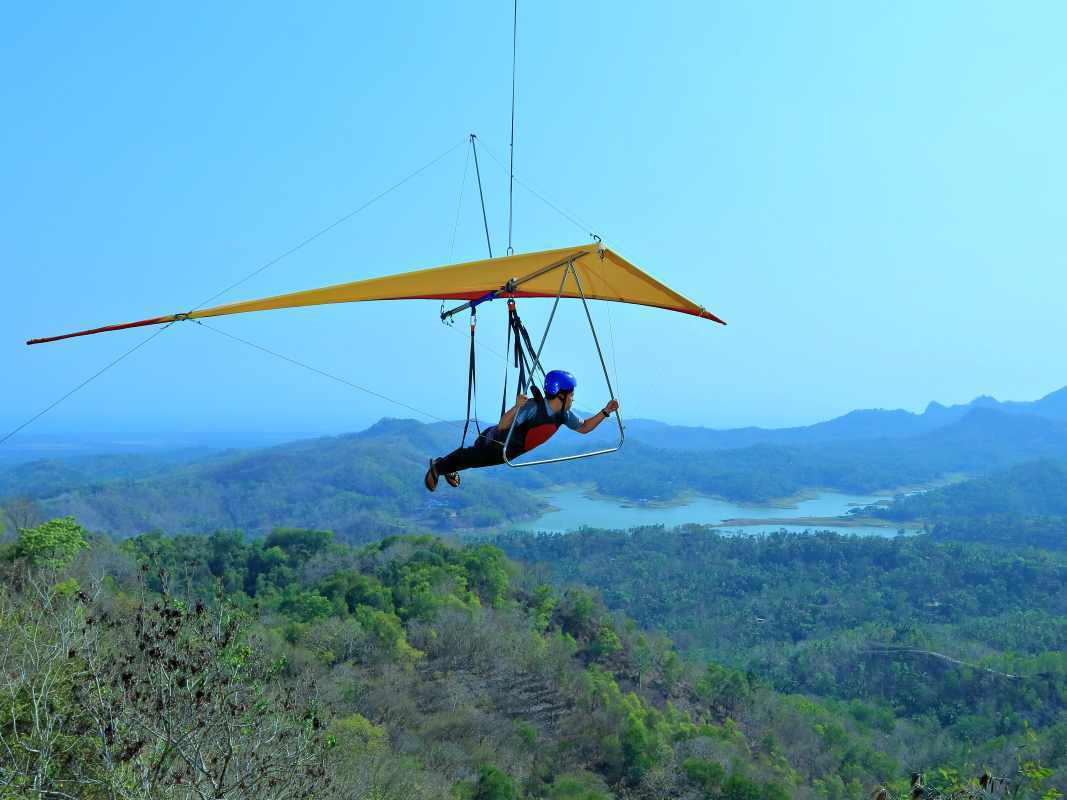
[438, 250, 590, 322]
[502, 260, 625, 468]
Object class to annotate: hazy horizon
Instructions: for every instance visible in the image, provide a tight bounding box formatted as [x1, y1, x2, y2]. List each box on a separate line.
[2, 379, 1062, 456]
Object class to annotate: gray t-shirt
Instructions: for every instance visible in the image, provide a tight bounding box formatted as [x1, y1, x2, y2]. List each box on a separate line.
[514, 399, 583, 431]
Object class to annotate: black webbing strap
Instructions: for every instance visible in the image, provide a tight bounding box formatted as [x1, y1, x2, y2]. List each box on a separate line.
[501, 300, 532, 417]
[500, 310, 512, 419]
[498, 298, 550, 426]
[515, 314, 545, 384]
[511, 305, 529, 397]
[507, 299, 545, 392]
[460, 311, 481, 447]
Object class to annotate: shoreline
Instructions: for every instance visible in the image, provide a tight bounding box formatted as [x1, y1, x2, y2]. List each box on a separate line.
[529, 482, 913, 513]
[717, 515, 917, 530]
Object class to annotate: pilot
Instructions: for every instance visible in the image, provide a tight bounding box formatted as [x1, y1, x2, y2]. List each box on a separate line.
[425, 369, 619, 490]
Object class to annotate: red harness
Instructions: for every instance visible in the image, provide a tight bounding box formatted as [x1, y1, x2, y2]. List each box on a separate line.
[507, 393, 565, 457]
[523, 421, 561, 452]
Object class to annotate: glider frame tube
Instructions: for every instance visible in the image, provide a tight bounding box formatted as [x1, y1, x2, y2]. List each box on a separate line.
[438, 250, 590, 322]
[502, 260, 624, 468]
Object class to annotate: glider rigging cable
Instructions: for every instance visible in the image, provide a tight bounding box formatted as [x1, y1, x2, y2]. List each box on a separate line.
[447, 140, 471, 262]
[192, 320, 460, 427]
[507, 0, 518, 256]
[192, 138, 467, 314]
[0, 324, 175, 448]
[471, 134, 494, 259]
[476, 137, 601, 242]
[3, 140, 469, 445]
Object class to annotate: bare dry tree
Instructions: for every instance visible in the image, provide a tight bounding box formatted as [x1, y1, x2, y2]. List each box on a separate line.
[873, 770, 1014, 800]
[1, 497, 43, 539]
[73, 567, 335, 800]
[0, 564, 104, 799]
[1, 559, 336, 800]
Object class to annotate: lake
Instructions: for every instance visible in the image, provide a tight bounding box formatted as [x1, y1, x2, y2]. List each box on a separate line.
[510, 487, 914, 537]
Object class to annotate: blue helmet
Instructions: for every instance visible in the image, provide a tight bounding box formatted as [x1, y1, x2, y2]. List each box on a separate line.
[544, 369, 577, 397]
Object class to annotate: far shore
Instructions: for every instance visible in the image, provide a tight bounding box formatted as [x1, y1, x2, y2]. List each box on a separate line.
[718, 515, 919, 530]
[534, 481, 927, 513]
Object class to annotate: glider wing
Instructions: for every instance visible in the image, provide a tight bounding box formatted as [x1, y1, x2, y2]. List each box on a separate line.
[27, 244, 724, 345]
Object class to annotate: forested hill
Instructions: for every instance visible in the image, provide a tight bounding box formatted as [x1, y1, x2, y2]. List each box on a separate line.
[873, 459, 1067, 550]
[6, 419, 546, 539]
[880, 459, 1067, 520]
[5, 407, 1067, 537]
[0, 450, 209, 500]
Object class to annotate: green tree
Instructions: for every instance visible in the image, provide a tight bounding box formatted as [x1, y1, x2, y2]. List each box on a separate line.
[546, 771, 613, 799]
[16, 516, 88, 568]
[722, 772, 762, 800]
[683, 757, 726, 793]
[696, 662, 752, 718]
[473, 764, 516, 800]
[263, 527, 333, 562]
[589, 624, 623, 662]
[276, 586, 334, 622]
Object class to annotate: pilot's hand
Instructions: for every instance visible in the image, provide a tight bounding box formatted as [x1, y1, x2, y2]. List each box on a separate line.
[603, 399, 620, 414]
[515, 393, 528, 407]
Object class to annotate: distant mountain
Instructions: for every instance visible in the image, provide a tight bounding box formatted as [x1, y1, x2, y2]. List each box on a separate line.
[623, 407, 944, 450]
[829, 408, 1067, 475]
[623, 384, 1067, 450]
[915, 408, 1067, 467]
[1031, 385, 1067, 418]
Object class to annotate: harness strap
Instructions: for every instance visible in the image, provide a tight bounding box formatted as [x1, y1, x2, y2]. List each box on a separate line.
[482, 287, 568, 455]
[460, 311, 480, 447]
[500, 309, 512, 419]
[511, 305, 529, 395]
[506, 300, 545, 393]
[498, 298, 545, 436]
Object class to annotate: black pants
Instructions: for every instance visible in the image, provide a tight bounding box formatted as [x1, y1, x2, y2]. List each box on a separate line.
[435, 427, 512, 474]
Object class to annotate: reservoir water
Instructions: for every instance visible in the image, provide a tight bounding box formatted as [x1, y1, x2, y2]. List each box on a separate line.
[511, 487, 913, 537]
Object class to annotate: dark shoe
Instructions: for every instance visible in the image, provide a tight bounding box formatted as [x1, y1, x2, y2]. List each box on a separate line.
[424, 459, 439, 492]
[444, 471, 460, 488]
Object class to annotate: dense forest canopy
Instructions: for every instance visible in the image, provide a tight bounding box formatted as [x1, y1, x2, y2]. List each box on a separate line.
[496, 525, 1067, 795]
[2, 515, 1066, 798]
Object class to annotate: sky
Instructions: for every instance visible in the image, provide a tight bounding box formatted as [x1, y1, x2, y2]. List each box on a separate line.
[3, 1, 1066, 444]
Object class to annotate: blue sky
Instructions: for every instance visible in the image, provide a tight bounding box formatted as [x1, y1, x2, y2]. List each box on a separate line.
[3, 1, 1066, 441]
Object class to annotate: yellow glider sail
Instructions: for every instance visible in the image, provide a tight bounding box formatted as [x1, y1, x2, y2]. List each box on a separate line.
[27, 244, 724, 345]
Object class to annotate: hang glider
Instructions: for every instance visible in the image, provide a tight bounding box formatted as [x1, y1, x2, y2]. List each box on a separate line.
[26, 243, 724, 345]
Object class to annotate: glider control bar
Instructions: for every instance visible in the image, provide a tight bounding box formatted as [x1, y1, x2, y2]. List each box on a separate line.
[501, 259, 625, 467]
